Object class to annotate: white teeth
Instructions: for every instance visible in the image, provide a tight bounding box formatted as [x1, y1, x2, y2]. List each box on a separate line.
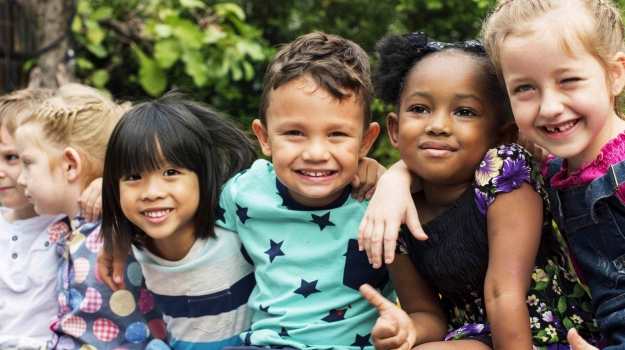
[300, 170, 332, 177]
[545, 120, 577, 133]
[143, 209, 171, 218]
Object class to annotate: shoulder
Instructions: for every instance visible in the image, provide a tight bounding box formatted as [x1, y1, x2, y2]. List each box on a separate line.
[474, 144, 546, 215]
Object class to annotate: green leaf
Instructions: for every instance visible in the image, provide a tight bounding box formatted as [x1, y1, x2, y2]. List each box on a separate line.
[86, 43, 108, 58]
[173, 20, 204, 49]
[91, 7, 113, 21]
[206, 55, 230, 78]
[557, 296, 567, 314]
[230, 61, 243, 81]
[22, 58, 38, 72]
[581, 301, 593, 313]
[76, 1, 92, 15]
[76, 57, 94, 70]
[242, 60, 254, 81]
[154, 39, 181, 69]
[132, 45, 167, 96]
[563, 317, 575, 330]
[180, 0, 206, 9]
[236, 40, 265, 61]
[535, 330, 547, 339]
[203, 26, 227, 44]
[214, 3, 246, 21]
[154, 24, 173, 38]
[91, 69, 110, 88]
[535, 281, 549, 290]
[571, 283, 586, 298]
[181, 49, 209, 87]
[72, 16, 82, 33]
[86, 26, 105, 45]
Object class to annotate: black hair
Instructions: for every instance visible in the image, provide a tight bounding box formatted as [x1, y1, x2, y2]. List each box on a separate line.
[101, 91, 256, 253]
[373, 32, 512, 126]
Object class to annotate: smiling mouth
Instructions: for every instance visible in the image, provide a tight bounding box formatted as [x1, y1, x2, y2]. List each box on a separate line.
[142, 209, 172, 218]
[296, 170, 336, 177]
[543, 118, 580, 133]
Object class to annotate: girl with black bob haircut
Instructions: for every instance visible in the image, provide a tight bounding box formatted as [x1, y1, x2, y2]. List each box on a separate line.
[359, 32, 601, 349]
[99, 91, 257, 347]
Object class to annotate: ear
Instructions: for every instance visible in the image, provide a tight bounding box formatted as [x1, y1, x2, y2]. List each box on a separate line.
[495, 122, 519, 146]
[610, 51, 625, 96]
[386, 112, 400, 149]
[358, 122, 381, 158]
[62, 147, 82, 183]
[252, 119, 272, 157]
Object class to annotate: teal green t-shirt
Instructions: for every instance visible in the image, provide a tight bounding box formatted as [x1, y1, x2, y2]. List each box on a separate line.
[216, 159, 396, 349]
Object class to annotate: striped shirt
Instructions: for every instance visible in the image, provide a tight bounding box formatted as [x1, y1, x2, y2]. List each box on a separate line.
[133, 226, 255, 350]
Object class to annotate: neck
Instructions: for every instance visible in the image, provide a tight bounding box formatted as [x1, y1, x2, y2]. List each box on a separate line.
[418, 179, 472, 221]
[145, 232, 196, 262]
[3, 205, 38, 223]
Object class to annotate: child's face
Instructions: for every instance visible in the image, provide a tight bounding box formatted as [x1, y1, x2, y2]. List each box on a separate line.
[15, 124, 67, 216]
[254, 77, 378, 207]
[0, 125, 31, 211]
[119, 164, 199, 244]
[388, 53, 499, 184]
[500, 28, 622, 167]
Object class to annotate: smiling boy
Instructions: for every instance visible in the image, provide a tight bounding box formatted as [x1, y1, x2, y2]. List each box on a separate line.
[216, 32, 394, 349]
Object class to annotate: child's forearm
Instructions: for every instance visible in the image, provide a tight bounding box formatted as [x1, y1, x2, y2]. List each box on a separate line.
[387, 160, 422, 193]
[485, 291, 533, 350]
[410, 312, 448, 346]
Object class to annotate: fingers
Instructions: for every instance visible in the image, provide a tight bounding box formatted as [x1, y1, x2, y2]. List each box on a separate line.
[97, 249, 123, 291]
[567, 328, 599, 350]
[79, 178, 103, 222]
[372, 321, 410, 350]
[369, 219, 385, 269]
[112, 249, 127, 289]
[360, 284, 399, 315]
[383, 219, 400, 265]
[405, 205, 427, 241]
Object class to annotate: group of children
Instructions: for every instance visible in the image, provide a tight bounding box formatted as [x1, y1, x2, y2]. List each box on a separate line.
[1, 0, 624, 349]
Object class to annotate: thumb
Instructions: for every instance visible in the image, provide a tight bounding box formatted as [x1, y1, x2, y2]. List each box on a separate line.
[360, 284, 398, 315]
[567, 328, 598, 350]
[405, 205, 427, 241]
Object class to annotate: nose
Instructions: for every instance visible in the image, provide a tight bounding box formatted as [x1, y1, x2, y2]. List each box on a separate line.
[0, 169, 6, 179]
[302, 137, 331, 162]
[425, 110, 451, 136]
[17, 172, 26, 188]
[140, 176, 166, 201]
[539, 88, 565, 120]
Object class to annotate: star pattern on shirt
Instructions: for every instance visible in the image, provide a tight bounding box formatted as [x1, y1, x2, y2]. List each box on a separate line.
[294, 279, 320, 298]
[321, 308, 347, 322]
[236, 203, 251, 224]
[216, 205, 226, 223]
[264, 239, 285, 263]
[259, 304, 270, 313]
[310, 212, 335, 231]
[279, 327, 289, 337]
[244, 331, 253, 345]
[351, 333, 372, 350]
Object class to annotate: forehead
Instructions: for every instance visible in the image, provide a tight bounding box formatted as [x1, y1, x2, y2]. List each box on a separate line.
[266, 77, 365, 132]
[403, 52, 491, 102]
[0, 124, 15, 146]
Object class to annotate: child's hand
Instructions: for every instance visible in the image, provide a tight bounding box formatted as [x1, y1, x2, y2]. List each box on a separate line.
[351, 157, 386, 202]
[358, 161, 426, 268]
[78, 177, 102, 222]
[360, 284, 416, 350]
[567, 329, 599, 350]
[97, 248, 128, 291]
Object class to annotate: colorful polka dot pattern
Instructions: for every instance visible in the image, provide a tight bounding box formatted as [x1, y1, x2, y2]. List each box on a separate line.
[46, 216, 163, 349]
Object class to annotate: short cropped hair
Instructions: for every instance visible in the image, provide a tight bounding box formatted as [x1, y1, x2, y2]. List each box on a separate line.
[101, 91, 256, 253]
[259, 32, 372, 127]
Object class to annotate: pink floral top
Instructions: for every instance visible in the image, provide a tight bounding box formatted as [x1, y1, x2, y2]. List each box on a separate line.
[544, 132, 625, 203]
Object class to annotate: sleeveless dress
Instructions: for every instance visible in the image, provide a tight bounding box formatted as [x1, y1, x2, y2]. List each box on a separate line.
[397, 144, 602, 349]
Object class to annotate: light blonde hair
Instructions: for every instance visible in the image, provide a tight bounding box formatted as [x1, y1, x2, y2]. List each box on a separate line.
[19, 83, 130, 187]
[0, 88, 54, 138]
[482, 0, 625, 116]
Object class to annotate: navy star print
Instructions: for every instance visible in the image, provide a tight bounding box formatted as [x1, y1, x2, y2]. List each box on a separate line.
[321, 308, 346, 322]
[351, 333, 372, 350]
[259, 304, 270, 312]
[294, 279, 321, 298]
[310, 212, 335, 231]
[279, 327, 289, 337]
[236, 203, 251, 224]
[264, 239, 285, 263]
[216, 205, 226, 223]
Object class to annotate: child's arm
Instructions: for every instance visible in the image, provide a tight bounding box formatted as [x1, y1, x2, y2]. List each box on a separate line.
[78, 177, 103, 222]
[361, 255, 447, 349]
[351, 157, 386, 202]
[484, 182, 542, 349]
[357, 160, 426, 268]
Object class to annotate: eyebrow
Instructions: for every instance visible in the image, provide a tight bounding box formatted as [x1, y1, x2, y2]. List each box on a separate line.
[403, 91, 484, 103]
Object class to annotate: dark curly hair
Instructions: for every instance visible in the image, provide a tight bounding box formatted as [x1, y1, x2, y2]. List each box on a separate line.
[373, 32, 512, 126]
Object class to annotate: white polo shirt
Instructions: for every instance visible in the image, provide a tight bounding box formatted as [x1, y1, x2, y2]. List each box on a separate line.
[0, 208, 64, 349]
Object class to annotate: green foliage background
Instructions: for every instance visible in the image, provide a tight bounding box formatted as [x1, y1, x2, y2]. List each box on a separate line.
[70, 0, 625, 165]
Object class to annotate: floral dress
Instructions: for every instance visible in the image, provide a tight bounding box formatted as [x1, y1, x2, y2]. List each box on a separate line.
[397, 144, 603, 349]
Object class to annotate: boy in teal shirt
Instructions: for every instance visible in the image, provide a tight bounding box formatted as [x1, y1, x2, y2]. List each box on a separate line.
[217, 31, 394, 349]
